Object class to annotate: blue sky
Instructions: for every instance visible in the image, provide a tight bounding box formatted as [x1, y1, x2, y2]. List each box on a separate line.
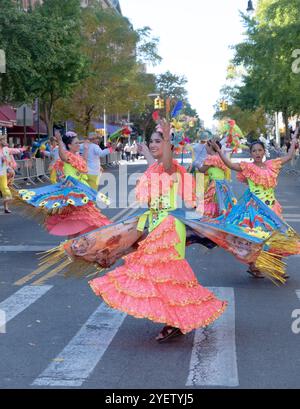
[120, 0, 253, 128]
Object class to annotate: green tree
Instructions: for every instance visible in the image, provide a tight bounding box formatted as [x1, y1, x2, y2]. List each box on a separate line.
[0, 0, 86, 136]
[0, 0, 36, 103]
[55, 3, 159, 135]
[232, 0, 300, 138]
[156, 71, 188, 100]
[31, 0, 87, 136]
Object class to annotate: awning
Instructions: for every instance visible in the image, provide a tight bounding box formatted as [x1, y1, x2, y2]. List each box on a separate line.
[7, 124, 48, 136]
[1, 104, 47, 135]
[0, 105, 16, 128]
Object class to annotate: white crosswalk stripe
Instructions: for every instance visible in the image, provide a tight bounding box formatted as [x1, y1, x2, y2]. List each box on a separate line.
[0, 285, 53, 324]
[29, 287, 237, 388]
[32, 303, 126, 387]
[186, 287, 238, 387]
[0, 245, 55, 252]
[285, 219, 300, 223]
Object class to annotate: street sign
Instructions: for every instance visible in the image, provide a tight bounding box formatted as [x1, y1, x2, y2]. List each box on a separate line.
[16, 105, 33, 127]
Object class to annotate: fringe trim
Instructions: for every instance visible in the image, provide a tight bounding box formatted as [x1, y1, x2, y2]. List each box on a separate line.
[255, 251, 286, 285]
[35, 244, 103, 280]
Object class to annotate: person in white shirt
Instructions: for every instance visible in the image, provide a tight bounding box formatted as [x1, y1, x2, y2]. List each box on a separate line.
[124, 143, 131, 161]
[191, 130, 213, 171]
[80, 133, 111, 191]
[44, 137, 60, 183]
[130, 141, 138, 161]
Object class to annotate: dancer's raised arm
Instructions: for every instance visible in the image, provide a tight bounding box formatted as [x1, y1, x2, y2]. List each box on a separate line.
[159, 119, 173, 173]
[280, 129, 299, 166]
[55, 130, 69, 163]
[211, 141, 242, 172]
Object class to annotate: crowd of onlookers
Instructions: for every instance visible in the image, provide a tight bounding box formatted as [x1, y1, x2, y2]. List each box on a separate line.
[116, 141, 141, 162]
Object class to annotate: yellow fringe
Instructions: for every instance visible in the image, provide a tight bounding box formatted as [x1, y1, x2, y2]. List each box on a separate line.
[266, 231, 299, 255]
[255, 251, 286, 285]
[36, 244, 103, 280]
[253, 231, 300, 285]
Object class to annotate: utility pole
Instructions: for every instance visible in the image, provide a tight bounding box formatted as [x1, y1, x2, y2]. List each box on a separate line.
[104, 107, 107, 146]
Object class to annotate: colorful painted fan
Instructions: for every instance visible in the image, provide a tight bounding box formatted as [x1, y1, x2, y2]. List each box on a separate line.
[18, 176, 97, 211]
[209, 189, 299, 259]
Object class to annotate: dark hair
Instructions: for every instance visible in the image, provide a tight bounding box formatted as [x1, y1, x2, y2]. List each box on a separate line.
[62, 135, 77, 151]
[250, 141, 266, 152]
[207, 140, 222, 152]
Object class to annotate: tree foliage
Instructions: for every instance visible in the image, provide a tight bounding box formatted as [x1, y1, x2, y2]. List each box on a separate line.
[0, 0, 86, 136]
[55, 3, 159, 134]
[155, 71, 188, 100]
[231, 0, 300, 137]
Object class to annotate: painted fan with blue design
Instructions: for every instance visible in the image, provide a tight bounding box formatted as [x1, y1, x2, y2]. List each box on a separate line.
[18, 176, 97, 211]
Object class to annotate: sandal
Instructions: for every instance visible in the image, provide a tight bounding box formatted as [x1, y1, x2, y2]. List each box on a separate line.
[247, 269, 265, 279]
[156, 326, 183, 343]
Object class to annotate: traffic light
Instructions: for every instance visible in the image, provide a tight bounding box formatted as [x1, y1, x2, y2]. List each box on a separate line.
[154, 96, 164, 110]
[220, 101, 228, 111]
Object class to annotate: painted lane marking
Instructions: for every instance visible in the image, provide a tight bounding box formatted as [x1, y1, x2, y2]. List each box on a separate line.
[0, 245, 55, 252]
[0, 285, 52, 324]
[186, 287, 238, 388]
[32, 303, 126, 387]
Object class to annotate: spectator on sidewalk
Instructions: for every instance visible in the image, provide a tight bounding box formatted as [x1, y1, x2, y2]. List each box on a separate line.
[44, 137, 60, 184]
[124, 143, 131, 162]
[131, 141, 138, 162]
[80, 133, 112, 191]
[0, 135, 25, 213]
[21, 147, 31, 160]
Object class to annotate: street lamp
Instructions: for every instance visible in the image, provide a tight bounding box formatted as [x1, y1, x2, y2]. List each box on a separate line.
[246, 0, 255, 14]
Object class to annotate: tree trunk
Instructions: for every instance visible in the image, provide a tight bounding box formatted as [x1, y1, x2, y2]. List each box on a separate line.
[84, 105, 94, 137]
[282, 109, 290, 140]
[41, 99, 54, 138]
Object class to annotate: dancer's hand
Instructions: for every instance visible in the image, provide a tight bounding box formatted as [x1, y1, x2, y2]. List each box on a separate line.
[291, 137, 299, 150]
[54, 130, 62, 143]
[211, 141, 221, 153]
[137, 143, 148, 156]
[158, 118, 171, 143]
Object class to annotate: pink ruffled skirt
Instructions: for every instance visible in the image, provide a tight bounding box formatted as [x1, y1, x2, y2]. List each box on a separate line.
[197, 181, 221, 219]
[46, 203, 110, 236]
[89, 215, 227, 334]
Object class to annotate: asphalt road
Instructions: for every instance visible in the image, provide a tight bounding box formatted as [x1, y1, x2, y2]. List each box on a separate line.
[1, 160, 300, 389]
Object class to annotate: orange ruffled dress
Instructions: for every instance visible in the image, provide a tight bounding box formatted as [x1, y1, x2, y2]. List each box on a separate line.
[197, 155, 229, 218]
[46, 152, 110, 236]
[89, 160, 227, 334]
[237, 158, 282, 216]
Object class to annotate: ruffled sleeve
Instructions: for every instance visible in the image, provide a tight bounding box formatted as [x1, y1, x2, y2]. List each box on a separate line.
[237, 160, 281, 188]
[65, 152, 88, 173]
[268, 158, 282, 175]
[204, 155, 227, 172]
